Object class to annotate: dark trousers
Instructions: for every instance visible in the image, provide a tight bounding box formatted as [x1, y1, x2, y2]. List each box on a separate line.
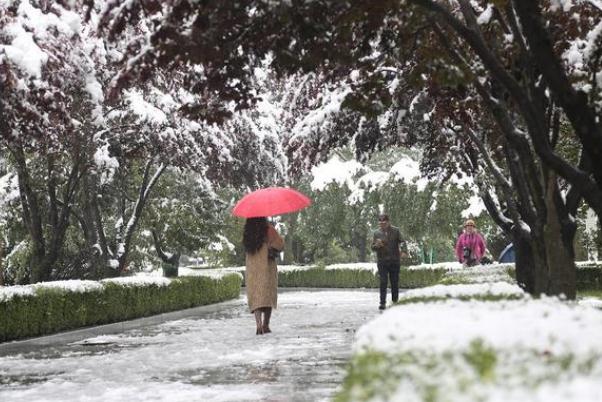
[377, 260, 400, 305]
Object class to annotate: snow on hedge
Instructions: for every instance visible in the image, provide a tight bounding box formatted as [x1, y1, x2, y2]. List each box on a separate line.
[170, 267, 244, 280]
[0, 285, 35, 302]
[576, 261, 602, 268]
[346, 295, 602, 401]
[1, 276, 171, 302]
[399, 281, 525, 301]
[0, 279, 104, 302]
[579, 297, 602, 309]
[102, 276, 171, 287]
[33, 279, 104, 292]
[355, 297, 602, 356]
[407, 261, 462, 270]
[322, 262, 377, 271]
[443, 263, 514, 283]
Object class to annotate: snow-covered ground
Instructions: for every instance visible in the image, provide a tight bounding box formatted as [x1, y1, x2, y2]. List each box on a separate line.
[3, 263, 602, 401]
[0, 290, 380, 402]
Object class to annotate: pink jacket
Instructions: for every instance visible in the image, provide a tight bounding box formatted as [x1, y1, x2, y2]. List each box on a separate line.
[455, 232, 486, 263]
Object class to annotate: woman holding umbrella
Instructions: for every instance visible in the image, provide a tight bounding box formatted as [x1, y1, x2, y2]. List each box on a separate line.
[234, 187, 311, 335]
[243, 217, 284, 335]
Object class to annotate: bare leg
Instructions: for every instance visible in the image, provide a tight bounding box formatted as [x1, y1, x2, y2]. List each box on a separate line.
[262, 307, 272, 333]
[254, 310, 263, 335]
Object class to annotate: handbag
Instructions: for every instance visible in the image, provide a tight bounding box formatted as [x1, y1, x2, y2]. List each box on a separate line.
[267, 247, 280, 261]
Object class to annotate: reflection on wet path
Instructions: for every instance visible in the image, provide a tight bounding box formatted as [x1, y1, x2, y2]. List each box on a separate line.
[0, 290, 378, 402]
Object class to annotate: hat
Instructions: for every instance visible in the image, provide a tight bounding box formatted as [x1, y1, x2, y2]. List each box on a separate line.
[464, 219, 476, 227]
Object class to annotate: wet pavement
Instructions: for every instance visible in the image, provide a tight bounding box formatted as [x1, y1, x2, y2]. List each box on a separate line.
[0, 289, 380, 402]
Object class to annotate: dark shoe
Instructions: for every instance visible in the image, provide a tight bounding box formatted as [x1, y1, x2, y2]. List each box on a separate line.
[379, 304, 386, 310]
[256, 327, 264, 335]
[262, 326, 271, 334]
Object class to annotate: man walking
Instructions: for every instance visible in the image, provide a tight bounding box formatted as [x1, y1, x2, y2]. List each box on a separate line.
[371, 214, 407, 310]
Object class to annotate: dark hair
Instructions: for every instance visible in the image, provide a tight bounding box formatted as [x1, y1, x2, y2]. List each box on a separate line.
[243, 217, 268, 254]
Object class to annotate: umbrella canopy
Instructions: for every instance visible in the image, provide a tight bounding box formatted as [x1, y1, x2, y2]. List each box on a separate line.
[232, 187, 312, 218]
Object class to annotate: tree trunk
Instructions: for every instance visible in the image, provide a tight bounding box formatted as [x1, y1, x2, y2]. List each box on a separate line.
[81, 174, 99, 247]
[116, 161, 165, 272]
[542, 174, 576, 299]
[0, 240, 4, 286]
[515, 176, 577, 299]
[80, 172, 114, 278]
[354, 226, 368, 262]
[152, 229, 180, 266]
[29, 249, 48, 283]
[292, 238, 304, 263]
[597, 225, 602, 261]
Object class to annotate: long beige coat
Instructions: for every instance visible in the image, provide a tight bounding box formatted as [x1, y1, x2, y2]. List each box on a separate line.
[245, 225, 284, 313]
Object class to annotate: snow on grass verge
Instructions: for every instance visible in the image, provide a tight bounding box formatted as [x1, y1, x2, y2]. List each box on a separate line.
[396, 281, 526, 304]
[336, 278, 602, 401]
[439, 263, 515, 284]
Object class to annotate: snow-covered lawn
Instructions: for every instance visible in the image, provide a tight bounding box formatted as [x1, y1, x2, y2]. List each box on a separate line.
[336, 266, 602, 402]
[397, 281, 526, 303]
[439, 263, 515, 284]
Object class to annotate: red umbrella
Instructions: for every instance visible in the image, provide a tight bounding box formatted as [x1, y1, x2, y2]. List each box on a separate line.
[232, 187, 312, 218]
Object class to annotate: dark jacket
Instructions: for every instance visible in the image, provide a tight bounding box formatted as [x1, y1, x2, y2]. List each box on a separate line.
[372, 225, 406, 263]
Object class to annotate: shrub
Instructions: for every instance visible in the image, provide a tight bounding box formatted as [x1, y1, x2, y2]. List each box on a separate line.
[576, 266, 602, 291]
[0, 274, 241, 342]
[276, 267, 445, 288]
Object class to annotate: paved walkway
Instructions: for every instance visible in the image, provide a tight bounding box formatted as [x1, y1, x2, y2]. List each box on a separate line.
[0, 289, 380, 402]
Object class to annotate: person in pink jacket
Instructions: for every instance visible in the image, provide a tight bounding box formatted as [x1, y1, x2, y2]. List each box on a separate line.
[455, 219, 486, 267]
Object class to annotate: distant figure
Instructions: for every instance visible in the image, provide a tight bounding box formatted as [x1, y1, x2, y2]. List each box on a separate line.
[455, 219, 486, 267]
[371, 214, 407, 310]
[243, 217, 284, 335]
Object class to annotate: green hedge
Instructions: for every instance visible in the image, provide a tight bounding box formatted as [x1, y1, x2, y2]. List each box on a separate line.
[501, 265, 602, 291]
[576, 266, 602, 291]
[0, 274, 241, 343]
[272, 267, 447, 288]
